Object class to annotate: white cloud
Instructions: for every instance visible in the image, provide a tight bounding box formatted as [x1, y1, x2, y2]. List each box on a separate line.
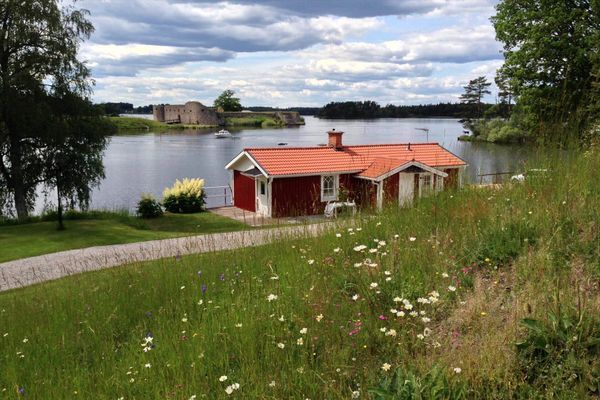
[81, 0, 502, 106]
[307, 25, 501, 65]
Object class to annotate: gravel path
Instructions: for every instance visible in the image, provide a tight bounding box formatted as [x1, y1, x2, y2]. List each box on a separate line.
[0, 223, 330, 292]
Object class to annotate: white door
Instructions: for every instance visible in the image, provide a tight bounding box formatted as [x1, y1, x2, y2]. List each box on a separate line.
[398, 173, 414, 206]
[256, 178, 270, 216]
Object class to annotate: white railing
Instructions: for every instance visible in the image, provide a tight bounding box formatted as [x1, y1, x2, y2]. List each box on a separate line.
[204, 185, 233, 208]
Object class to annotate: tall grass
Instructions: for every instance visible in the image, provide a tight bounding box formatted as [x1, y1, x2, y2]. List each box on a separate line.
[0, 147, 598, 398]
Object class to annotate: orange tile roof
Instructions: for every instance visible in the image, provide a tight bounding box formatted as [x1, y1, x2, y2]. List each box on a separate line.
[245, 143, 465, 178]
[357, 157, 408, 179]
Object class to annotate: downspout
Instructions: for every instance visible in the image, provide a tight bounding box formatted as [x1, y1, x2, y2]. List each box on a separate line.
[267, 177, 273, 218]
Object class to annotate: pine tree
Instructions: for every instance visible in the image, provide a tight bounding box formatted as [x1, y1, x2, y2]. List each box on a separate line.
[495, 72, 514, 118]
[460, 76, 492, 118]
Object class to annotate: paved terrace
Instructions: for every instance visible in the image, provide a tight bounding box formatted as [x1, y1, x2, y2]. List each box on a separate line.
[0, 223, 330, 292]
[208, 206, 327, 227]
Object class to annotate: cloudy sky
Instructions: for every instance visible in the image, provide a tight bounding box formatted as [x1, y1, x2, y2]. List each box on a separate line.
[80, 0, 504, 107]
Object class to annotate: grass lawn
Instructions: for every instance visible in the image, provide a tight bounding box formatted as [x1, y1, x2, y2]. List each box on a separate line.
[0, 149, 599, 398]
[107, 116, 216, 132]
[224, 116, 283, 127]
[0, 212, 247, 262]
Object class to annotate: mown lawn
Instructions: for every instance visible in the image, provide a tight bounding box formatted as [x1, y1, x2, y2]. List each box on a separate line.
[107, 116, 216, 131]
[224, 116, 283, 127]
[0, 148, 598, 399]
[0, 212, 247, 262]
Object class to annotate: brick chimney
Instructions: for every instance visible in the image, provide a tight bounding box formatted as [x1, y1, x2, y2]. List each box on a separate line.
[327, 129, 344, 150]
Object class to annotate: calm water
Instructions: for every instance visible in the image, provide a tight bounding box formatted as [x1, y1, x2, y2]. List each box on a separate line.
[80, 116, 532, 210]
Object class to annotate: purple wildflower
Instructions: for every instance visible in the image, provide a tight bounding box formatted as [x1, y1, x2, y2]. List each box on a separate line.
[201, 284, 207, 295]
[18, 387, 25, 395]
[219, 273, 225, 281]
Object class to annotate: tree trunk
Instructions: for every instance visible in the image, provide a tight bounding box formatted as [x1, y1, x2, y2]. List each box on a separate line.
[57, 180, 64, 230]
[8, 137, 29, 219]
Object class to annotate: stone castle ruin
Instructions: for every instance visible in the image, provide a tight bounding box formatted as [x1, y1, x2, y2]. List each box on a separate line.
[153, 101, 220, 126]
[153, 101, 303, 126]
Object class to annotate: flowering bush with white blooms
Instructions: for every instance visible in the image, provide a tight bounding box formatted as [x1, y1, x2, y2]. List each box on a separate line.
[162, 177, 206, 213]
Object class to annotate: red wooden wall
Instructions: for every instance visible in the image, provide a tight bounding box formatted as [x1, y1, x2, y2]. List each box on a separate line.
[233, 170, 256, 212]
[444, 168, 459, 189]
[271, 175, 321, 218]
[271, 174, 369, 218]
[383, 172, 399, 206]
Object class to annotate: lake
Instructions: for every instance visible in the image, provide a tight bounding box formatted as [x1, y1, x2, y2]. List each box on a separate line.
[79, 116, 532, 211]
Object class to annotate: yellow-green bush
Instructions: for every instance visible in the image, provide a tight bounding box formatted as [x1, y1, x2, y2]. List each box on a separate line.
[162, 178, 205, 213]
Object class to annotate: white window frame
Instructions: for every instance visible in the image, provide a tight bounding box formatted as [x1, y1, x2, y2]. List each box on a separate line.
[418, 173, 434, 197]
[260, 180, 266, 195]
[435, 175, 444, 192]
[321, 175, 339, 202]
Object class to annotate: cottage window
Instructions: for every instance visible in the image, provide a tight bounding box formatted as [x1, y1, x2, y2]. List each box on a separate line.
[260, 181, 266, 195]
[435, 175, 444, 192]
[321, 175, 338, 201]
[419, 173, 433, 197]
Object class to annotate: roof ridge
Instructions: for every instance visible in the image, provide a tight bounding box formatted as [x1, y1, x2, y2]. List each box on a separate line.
[245, 142, 441, 152]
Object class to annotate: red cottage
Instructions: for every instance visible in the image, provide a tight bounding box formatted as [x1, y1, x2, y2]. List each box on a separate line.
[225, 130, 467, 218]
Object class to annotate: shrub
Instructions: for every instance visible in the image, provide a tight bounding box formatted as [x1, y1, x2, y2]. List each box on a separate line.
[369, 366, 467, 400]
[516, 304, 600, 395]
[470, 221, 538, 267]
[136, 194, 163, 218]
[162, 178, 206, 213]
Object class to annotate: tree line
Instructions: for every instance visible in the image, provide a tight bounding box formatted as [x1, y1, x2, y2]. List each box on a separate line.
[97, 102, 151, 115]
[316, 101, 493, 119]
[99, 101, 320, 116]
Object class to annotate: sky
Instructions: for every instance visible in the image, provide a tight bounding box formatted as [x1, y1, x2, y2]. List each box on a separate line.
[79, 0, 504, 107]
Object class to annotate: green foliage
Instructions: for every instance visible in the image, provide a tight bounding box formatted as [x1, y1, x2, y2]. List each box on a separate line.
[462, 118, 527, 143]
[0, 0, 109, 219]
[470, 221, 537, 266]
[213, 89, 242, 112]
[492, 0, 600, 142]
[369, 367, 468, 400]
[516, 302, 600, 395]
[494, 70, 514, 118]
[162, 178, 206, 214]
[98, 102, 134, 116]
[136, 194, 163, 218]
[317, 101, 487, 119]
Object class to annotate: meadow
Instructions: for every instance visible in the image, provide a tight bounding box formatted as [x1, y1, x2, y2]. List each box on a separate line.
[0, 147, 598, 399]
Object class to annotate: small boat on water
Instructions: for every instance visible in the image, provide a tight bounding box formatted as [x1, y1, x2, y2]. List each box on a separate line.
[214, 129, 231, 138]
